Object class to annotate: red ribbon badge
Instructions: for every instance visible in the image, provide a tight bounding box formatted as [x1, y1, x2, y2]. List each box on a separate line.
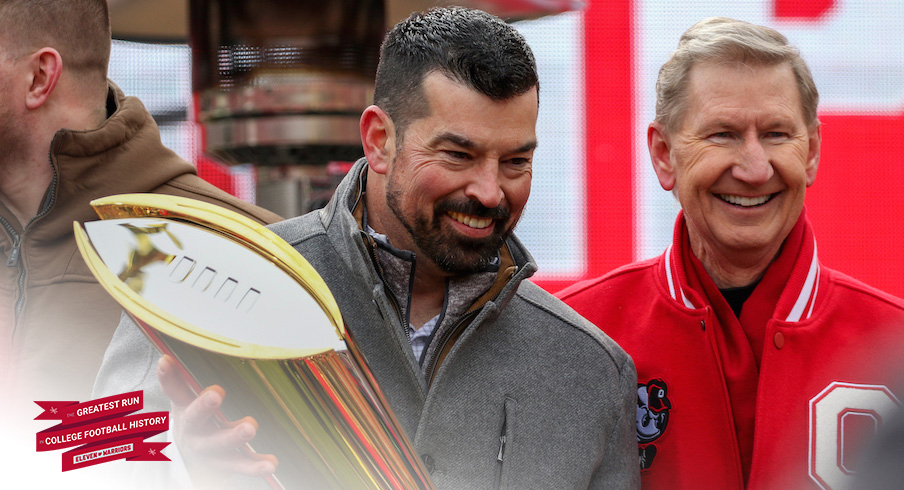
[34, 391, 170, 471]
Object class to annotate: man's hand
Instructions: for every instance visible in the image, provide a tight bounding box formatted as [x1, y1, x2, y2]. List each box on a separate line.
[157, 355, 278, 487]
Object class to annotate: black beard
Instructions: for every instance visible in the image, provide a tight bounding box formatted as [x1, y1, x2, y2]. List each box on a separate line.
[386, 188, 513, 275]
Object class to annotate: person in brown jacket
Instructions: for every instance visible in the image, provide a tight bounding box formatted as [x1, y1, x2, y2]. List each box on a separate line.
[0, 0, 281, 415]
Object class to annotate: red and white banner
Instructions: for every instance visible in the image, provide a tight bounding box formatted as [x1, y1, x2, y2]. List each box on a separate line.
[513, 0, 904, 298]
[33, 391, 170, 471]
[193, 1, 904, 298]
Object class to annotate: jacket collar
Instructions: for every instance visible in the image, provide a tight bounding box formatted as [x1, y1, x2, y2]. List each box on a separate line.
[660, 208, 824, 323]
[19, 81, 198, 244]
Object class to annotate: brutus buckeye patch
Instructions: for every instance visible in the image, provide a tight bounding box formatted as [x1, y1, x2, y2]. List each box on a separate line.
[637, 378, 671, 471]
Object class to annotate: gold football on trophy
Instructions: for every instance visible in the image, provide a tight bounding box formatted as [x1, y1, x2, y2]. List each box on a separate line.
[75, 194, 433, 490]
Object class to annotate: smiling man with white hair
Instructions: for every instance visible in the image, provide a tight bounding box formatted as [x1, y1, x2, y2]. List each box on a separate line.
[559, 16, 904, 490]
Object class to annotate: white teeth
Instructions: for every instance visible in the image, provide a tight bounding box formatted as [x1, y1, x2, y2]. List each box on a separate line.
[449, 211, 492, 229]
[719, 194, 771, 207]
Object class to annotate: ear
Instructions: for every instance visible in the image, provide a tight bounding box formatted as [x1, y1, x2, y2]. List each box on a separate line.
[805, 121, 821, 187]
[648, 122, 676, 191]
[360, 105, 396, 175]
[24, 48, 63, 110]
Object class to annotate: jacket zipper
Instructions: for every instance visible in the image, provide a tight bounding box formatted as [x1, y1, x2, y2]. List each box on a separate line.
[495, 404, 508, 489]
[495, 434, 506, 489]
[424, 309, 479, 386]
[361, 230, 412, 344]
[5, 145, 60, 325]
[3, 220, 19, 267]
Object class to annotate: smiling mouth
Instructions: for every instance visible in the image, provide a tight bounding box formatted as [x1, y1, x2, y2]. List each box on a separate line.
[448, 211, 493, 229]
[718, 193, 776, 207]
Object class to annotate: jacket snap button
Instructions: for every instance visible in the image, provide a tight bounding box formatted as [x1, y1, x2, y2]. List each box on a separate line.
[773, 332, 785, 349]
[421, 454, 435, 473]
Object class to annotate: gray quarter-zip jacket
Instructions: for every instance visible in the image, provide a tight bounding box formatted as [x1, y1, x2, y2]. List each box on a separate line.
[93, 158, 638, 489]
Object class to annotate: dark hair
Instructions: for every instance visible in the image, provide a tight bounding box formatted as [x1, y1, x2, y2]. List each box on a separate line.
[373, 7, 539, 140]
[0, 0, 111, 77]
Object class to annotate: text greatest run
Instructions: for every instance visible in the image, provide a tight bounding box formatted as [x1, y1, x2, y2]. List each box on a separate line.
[75, 395, 140, 417]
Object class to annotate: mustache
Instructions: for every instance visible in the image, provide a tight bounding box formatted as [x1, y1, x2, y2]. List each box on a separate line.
[435, 198, 511, 221]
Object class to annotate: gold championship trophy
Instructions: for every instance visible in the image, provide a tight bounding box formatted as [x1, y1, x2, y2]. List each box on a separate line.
[74, 194, 434, 490]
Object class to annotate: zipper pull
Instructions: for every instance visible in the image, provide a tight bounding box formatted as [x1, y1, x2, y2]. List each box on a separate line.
[7, 235, 21, 267]
[497, 435, 506, 462]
